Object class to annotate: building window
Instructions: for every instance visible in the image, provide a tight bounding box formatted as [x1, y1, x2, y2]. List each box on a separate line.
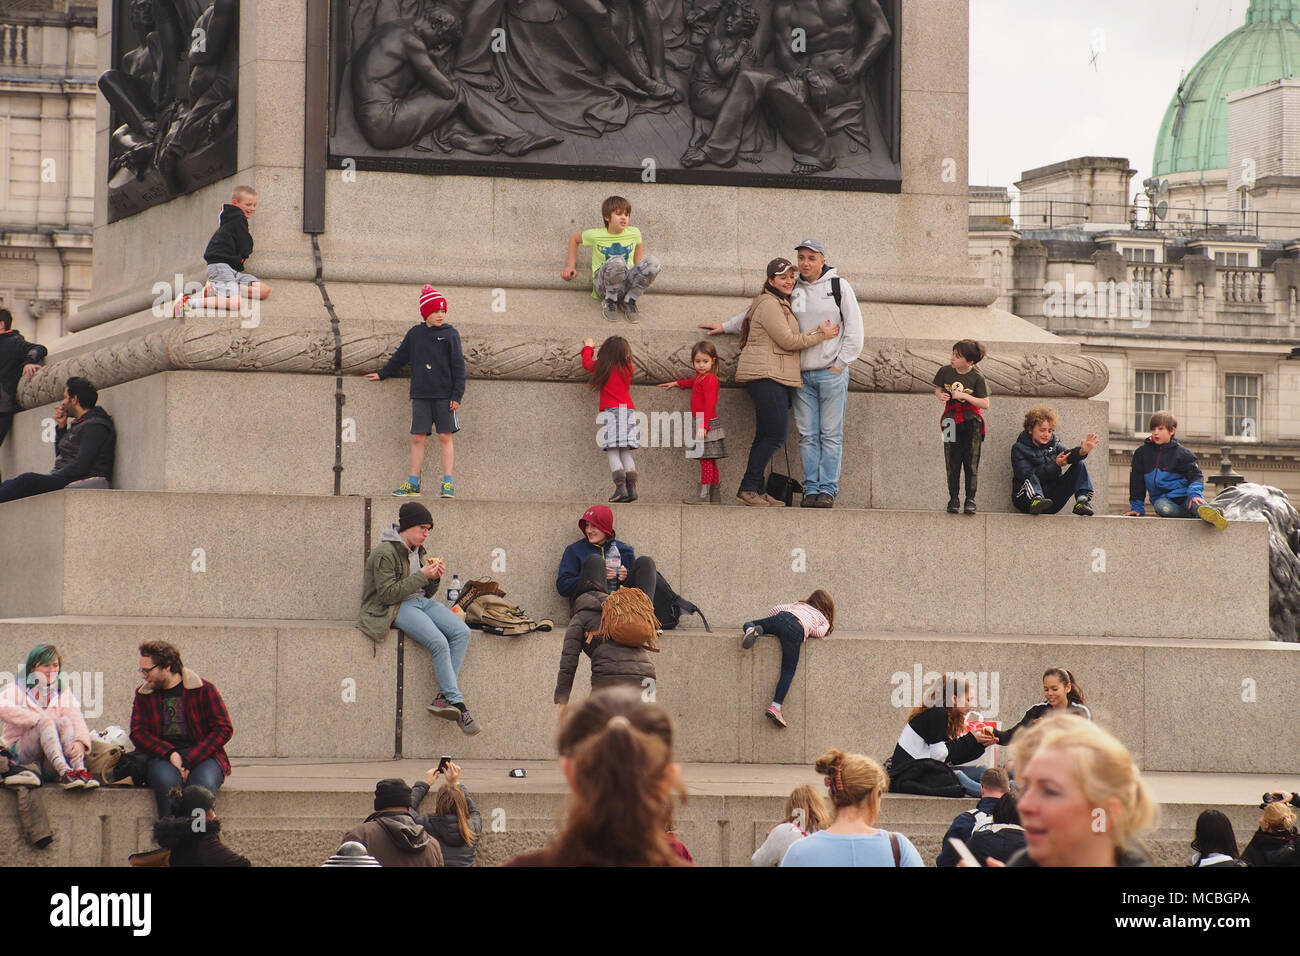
[1225, 374, 1261, 440]
[1123, 247, 1155, 263]
[1214, 251, 1249, 267]
[1134, 370, 1168, 434]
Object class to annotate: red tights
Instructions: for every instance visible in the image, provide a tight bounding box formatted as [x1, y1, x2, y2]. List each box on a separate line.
[700, 459, 719, 485]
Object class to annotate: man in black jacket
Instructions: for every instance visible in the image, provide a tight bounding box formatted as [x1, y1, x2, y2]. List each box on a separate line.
[0, 377, 115, 503]
[0, 308, 48, 464]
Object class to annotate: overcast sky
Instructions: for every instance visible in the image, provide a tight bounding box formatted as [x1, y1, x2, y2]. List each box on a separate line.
[969, 0, 1251, 193]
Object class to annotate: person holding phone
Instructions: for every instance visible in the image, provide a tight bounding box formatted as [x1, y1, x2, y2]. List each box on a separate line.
[358, 502, 481, 735]
[411, 759, 482, 868]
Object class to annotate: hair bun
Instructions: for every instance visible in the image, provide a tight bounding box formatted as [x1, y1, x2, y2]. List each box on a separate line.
[607, 715, 632, 731]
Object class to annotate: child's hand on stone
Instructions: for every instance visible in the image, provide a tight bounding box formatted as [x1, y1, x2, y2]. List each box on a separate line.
[583, 337, 595, 349]
[1124, 510, 1140, 517]
[364, 373, 380, 381]
[657, 381, 676, 389]
[561, 267, 577, 281]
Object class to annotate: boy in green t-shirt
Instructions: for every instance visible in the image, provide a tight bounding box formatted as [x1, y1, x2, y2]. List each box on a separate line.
[561, 195, 662, 322]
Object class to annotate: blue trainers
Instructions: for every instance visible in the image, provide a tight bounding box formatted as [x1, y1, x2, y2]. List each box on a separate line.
[441, 477, 454, 499]
[392, 480, 421, 497]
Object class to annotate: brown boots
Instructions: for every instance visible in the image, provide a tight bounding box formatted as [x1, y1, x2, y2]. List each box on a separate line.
[610, 470, 638, 502]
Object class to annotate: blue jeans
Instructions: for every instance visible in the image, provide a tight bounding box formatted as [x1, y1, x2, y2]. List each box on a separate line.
[1153, 496, 1194, 518]
[146, 756, 225, 816]
[953, 764, 986, 797]
[395, 595, 473, 705]
[744, 610, 805, 706]
[791, 367, 849, 497]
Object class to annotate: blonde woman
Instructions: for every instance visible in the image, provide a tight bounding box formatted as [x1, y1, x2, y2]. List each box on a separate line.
[1241, 801, 1300, 867]
[780, 749, 923, 867]
[411, 760, 481, 868]
[985, 714, 1155, 867]
[751, 784, 830, 866]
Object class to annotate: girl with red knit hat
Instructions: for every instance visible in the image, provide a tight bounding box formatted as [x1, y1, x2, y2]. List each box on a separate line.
[365, 285, 466, 499]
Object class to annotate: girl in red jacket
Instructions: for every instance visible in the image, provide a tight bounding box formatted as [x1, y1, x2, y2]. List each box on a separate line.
[659, 340, 727, 505]
[583, 335, 640, 503]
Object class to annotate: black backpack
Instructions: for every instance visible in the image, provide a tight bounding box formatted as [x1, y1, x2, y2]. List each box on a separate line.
[653, 572, 710, 631]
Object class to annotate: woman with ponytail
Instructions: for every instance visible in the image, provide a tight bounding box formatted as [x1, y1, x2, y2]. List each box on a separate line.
[994, 667, 1090, 747]
[506, 687, 688, 867]
[780, 749, 923, 867]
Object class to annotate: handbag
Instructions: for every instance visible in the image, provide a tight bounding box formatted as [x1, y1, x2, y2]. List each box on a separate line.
[764, 444, 803, 506]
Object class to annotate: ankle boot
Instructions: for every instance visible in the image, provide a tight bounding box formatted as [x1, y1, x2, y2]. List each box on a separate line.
[624, 471, 639, 502]
[708, 484, 721, 504]
[609, 469, 629, 502]
[684, 482, 709, 505]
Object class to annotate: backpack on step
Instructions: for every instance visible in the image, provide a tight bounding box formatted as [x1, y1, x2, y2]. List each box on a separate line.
[455, 579, 553, 637]
[652, 572, 710, 631]
[587, 586, 661, 652]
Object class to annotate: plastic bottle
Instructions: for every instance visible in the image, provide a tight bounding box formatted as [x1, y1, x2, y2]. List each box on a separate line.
[447, 574, 462, 605]
[605, 543, 621, 580]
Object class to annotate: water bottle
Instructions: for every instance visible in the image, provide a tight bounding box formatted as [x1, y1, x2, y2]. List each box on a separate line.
[605, 543, 621, 580]
[447, 574, 461, 605]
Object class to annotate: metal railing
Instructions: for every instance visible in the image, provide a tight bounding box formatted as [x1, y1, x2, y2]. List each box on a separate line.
[969, 197, 1300, 238]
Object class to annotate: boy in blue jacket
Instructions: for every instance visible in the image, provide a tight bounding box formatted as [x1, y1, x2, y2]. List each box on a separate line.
[1011, 406, 1098, 515]
[1125, 410, 1227, 529]
[556, 505, 658, 610]
[366, 285, 466, 498]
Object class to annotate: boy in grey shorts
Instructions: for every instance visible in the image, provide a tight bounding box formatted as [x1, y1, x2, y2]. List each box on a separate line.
[176, 184, 271, 316]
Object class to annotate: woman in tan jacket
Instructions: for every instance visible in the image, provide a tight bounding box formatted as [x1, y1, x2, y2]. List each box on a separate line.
[734, 258, 839, 506]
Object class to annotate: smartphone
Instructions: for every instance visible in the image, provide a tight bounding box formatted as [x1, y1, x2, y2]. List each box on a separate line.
[948, 837, 981, 867]
[437, 755, 451, 773]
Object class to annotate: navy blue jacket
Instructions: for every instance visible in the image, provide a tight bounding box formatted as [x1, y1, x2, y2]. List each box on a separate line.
[555, 536, 636, 599]
[0, 329, 47, 413]
[378, 322, 467, 401]
[1128, 437, 1204, 515]
[936, 796, 1000, 867]
[1011, 430, 1086, 491]
[203, 204, 253, 271]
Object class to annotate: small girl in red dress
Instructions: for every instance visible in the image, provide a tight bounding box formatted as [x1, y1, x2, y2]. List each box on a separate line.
[660, 340, 728, 504]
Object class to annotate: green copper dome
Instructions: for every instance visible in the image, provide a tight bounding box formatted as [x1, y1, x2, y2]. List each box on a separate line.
[1153, 0, 1300, 175]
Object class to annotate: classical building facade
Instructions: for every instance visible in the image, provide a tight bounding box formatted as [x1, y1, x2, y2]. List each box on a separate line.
[0, 0, 96, 344]
[970, 2, 1300, 512]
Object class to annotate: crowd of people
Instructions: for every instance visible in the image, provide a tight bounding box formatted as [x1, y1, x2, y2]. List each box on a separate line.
[0, 188, 1263, 867]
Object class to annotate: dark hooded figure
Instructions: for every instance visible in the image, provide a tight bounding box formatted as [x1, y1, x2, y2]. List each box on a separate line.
[152, 785, 251, 867]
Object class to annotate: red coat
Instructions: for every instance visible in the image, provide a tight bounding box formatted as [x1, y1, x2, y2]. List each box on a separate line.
[130, 668, 233, 776]
[582, 345, 635, 410]
[674, 373, 719, 426]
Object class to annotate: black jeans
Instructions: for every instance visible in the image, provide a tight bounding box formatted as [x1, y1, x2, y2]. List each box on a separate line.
[746, 610, 805, 705]
[0, 471, 71, 503]
[579, 553, 657, 601]
[943, 419, 982, 501]
[740, 379, 793, 493]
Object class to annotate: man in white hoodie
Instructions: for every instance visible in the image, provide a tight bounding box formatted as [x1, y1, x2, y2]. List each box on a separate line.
[702, 239, 865, 507]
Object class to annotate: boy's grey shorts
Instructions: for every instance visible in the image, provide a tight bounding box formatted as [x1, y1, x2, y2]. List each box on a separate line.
[206, 262, 259, 298]
[411, 399, 460, 436]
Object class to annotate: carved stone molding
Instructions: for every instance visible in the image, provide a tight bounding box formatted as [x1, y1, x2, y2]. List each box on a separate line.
[19, 321, 1109, 406]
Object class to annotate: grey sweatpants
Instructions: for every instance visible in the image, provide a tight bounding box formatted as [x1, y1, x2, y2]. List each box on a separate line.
[594, 255, 662, 302]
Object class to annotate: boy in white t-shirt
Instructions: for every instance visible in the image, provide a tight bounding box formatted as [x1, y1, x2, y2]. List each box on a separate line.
[561, 195, 662, 322]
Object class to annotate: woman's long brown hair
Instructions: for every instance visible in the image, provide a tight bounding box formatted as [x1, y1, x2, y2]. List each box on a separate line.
[906, 673, 970, 740]
[552, 688, 686, 866]
[433, 784, 479, 847]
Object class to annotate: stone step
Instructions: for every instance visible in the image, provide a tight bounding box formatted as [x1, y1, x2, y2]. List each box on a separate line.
[1, 369, 1111, 513]
[0, 490, 1265, 640]
[0, 758, 1282, 867]
[1, 618, 1292, 772]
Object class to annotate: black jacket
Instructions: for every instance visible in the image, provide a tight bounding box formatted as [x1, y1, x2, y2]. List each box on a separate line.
[411, 781, 482, 868]
[203, 203, 253, 270]
[1011, 430, 1086, 491]
[966, 824, 1027, 864]
[1241, 828, 1300, 867]
[52, 405, 115, 481]
[152, 817, 252, 867]
[378, 322, 467, 402]
[993, 701, 1091, 746]
[553, 583, 656, 704]
[0, 329, 47, 414]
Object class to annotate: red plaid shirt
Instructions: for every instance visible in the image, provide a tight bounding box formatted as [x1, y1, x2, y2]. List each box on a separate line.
[130, 676, 233, 776]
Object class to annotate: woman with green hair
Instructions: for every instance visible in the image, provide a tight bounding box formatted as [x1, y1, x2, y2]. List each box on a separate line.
[0, 645, 96, 789]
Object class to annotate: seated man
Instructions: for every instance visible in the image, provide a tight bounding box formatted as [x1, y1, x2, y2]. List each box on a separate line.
[0, 307, 48, 464]
[342, 778, 444, 867]
[1011, 406, 1098, 516]
[935, 766, 1009, 867]
[0, 377, 115, 504]
[129, 640, 233, 818]
[1124, 410, 1227, 529]
[358, 502, 481, 735]
[555, 504, 655, 609]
